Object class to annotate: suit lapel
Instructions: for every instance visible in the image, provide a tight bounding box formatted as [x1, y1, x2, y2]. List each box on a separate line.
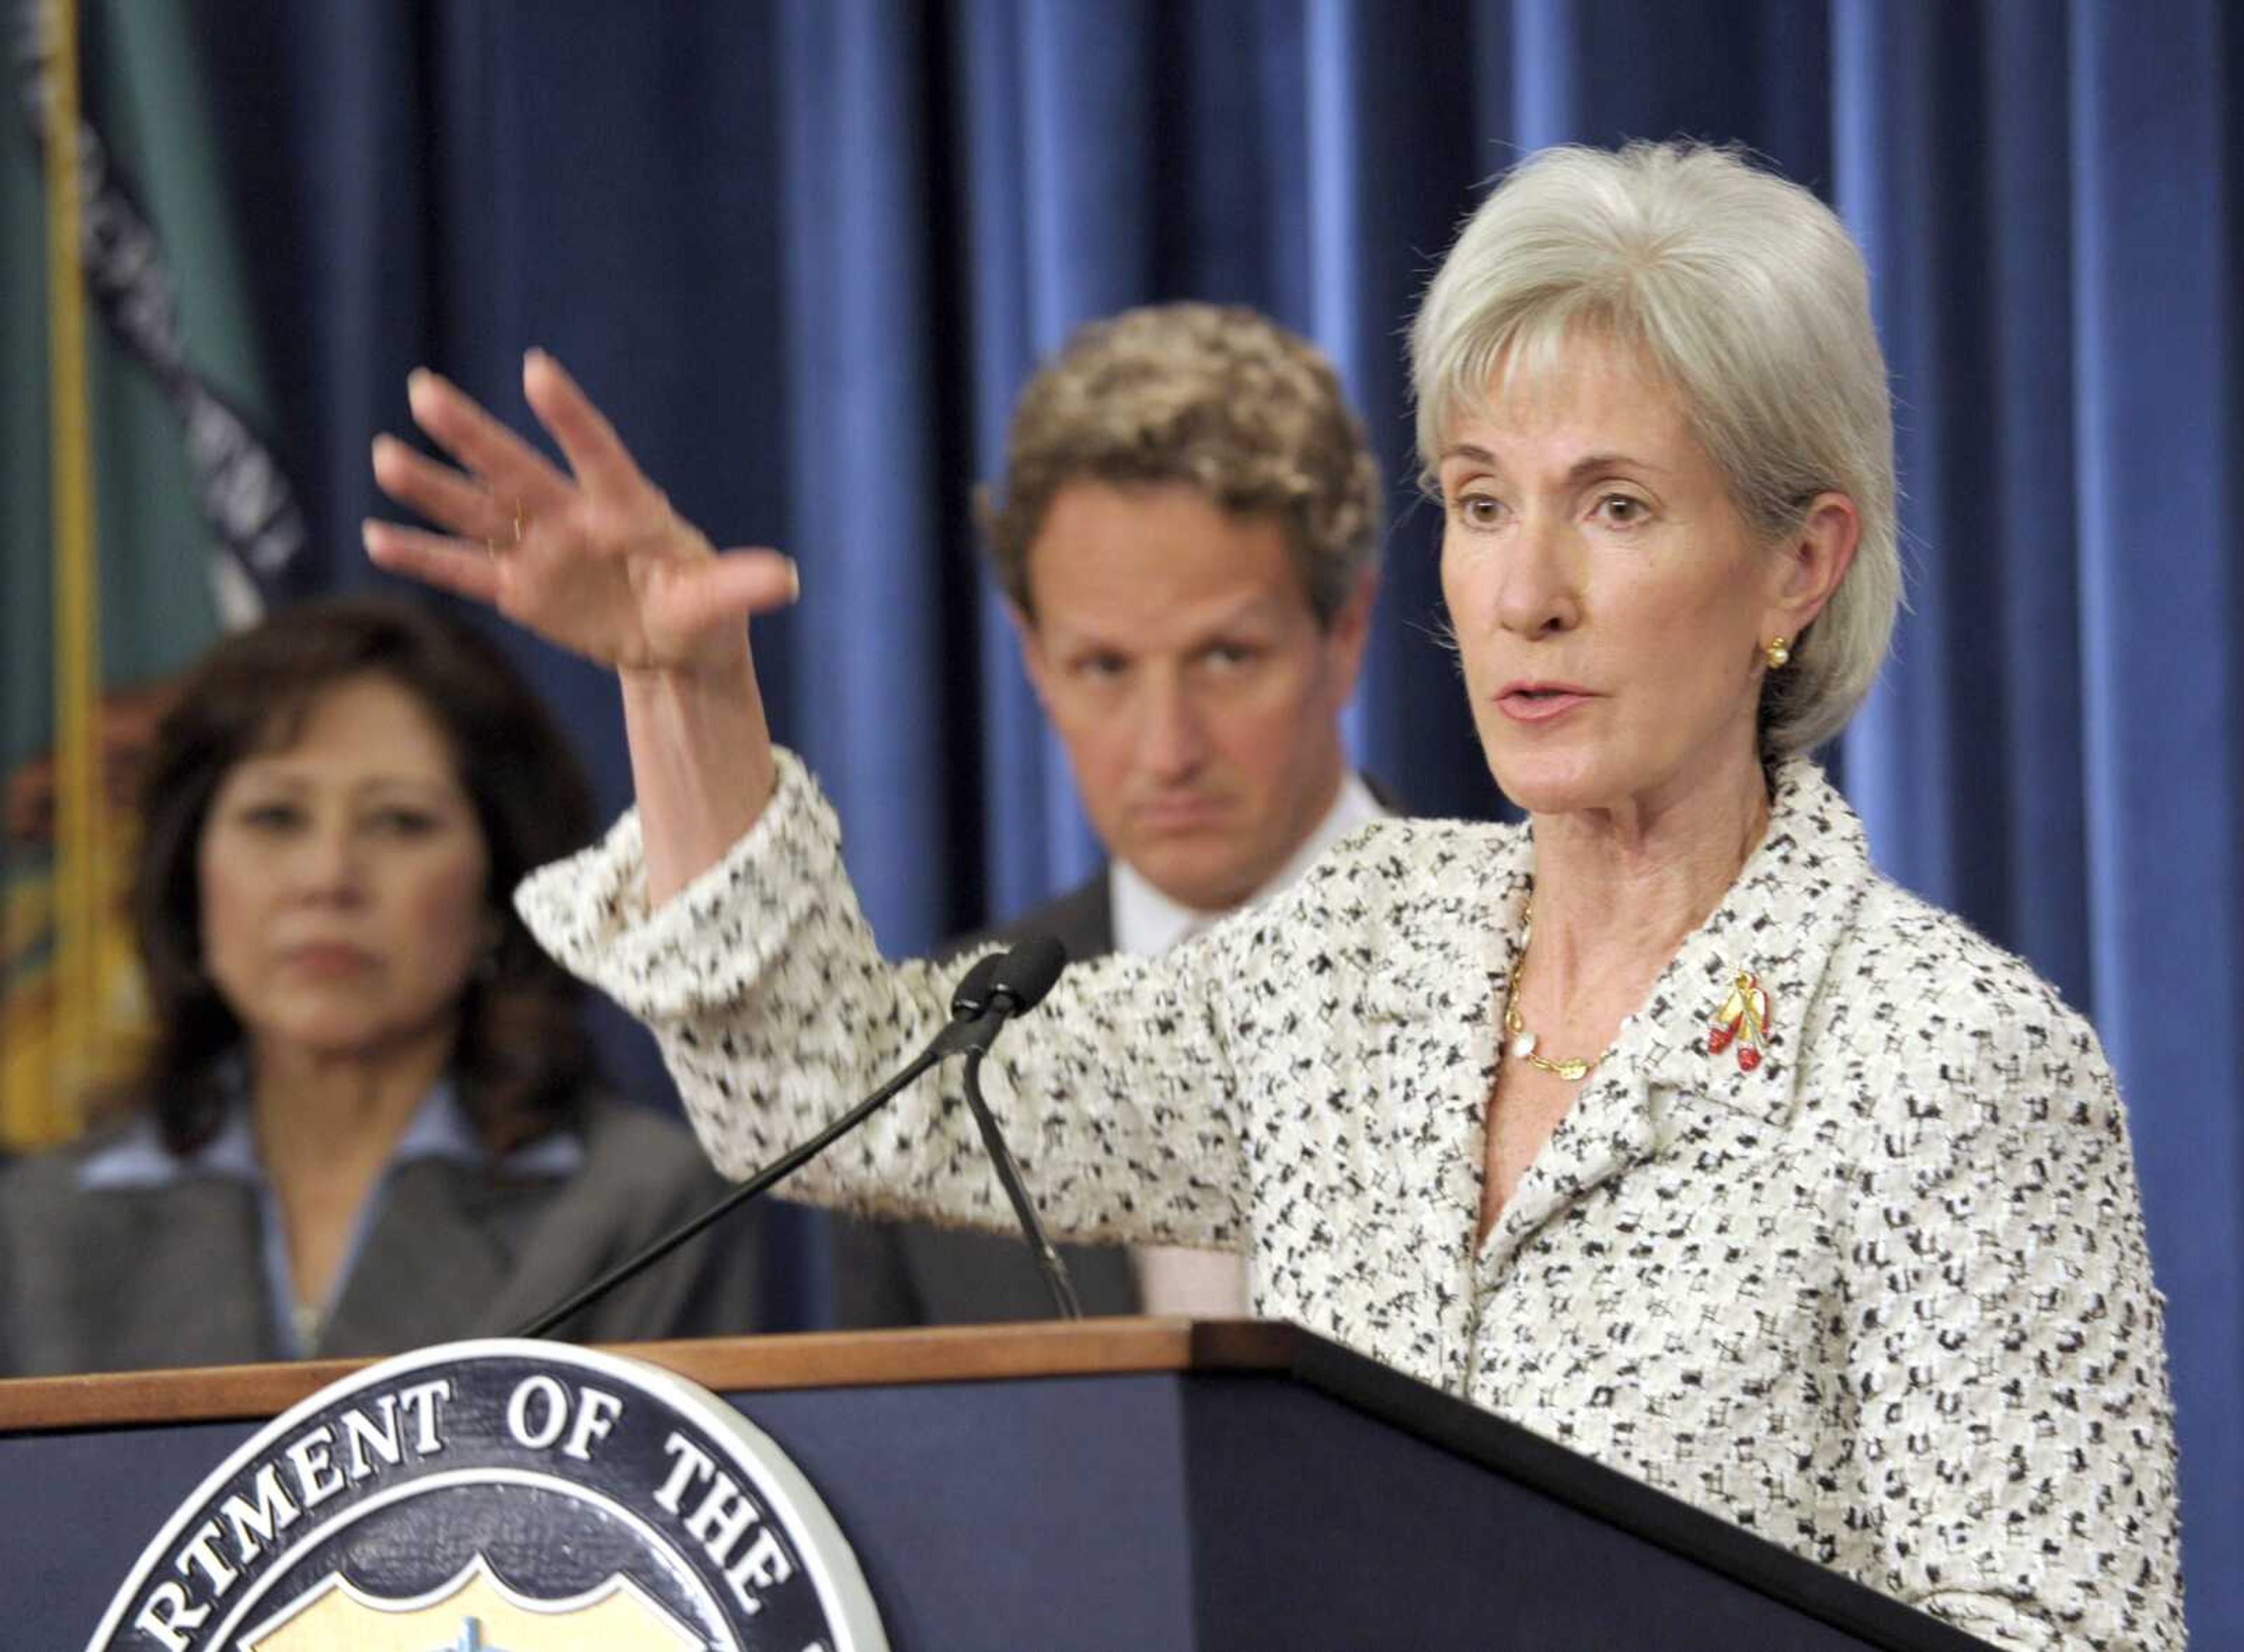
[1476, 760, 1874, 1276]
[1018, 869, 1113, 961]
[1359, 768, 1407, 816]
[319, 1161, 524, 1355]
[1476, 1066, 1661, 1277]
[98, 1181, 275, 1369]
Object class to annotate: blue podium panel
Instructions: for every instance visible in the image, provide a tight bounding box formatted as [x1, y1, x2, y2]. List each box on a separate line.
[4, 1414, 264, 1644]
[730, 1374, 1200, 1649]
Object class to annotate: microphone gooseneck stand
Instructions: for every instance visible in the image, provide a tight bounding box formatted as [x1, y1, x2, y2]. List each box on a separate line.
[510, 941, 1079, 1338]
[950, 936, 1082, 1319]
[512, 1034, 952, 1338]
[960, 1045, 1083, 1318]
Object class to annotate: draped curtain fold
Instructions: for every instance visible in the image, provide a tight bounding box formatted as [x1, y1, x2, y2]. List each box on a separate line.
[183, 2, 2239, 1633]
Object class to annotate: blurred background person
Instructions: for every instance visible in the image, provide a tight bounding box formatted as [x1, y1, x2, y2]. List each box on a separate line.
[834, 303, 1391, 1327]
[0, 598, 764, 1376]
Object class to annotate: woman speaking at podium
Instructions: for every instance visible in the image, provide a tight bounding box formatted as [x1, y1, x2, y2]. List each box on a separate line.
[366, 142, 2182, 1647]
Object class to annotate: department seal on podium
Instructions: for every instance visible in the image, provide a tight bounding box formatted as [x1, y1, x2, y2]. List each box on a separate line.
[85, 1340, 887, 1651]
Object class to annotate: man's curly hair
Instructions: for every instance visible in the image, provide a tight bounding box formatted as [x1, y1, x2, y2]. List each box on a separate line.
[981, 303, 1381, 626]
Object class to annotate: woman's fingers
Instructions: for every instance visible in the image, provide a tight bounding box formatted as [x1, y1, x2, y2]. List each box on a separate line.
[523, 349, 657, 507]
[367, 355, 785, 672]
[406, 369, 574, 509]
[361, 519, 502, 605]
[371, 434, 518, 543]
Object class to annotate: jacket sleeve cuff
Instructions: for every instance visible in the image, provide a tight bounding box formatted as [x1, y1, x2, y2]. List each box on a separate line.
[513, 747, 846, 1021]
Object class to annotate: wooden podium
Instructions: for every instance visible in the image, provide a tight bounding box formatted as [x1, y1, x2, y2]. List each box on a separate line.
[0, 1320, 1994, 1650]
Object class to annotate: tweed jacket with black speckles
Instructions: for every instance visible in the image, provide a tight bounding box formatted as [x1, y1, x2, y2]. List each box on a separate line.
[520, 750, 2183, 1650]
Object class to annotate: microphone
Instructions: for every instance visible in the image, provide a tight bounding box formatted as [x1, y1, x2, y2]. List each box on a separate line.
[996, 933, 1065, 1008]
[510, 943, 1040, 1339]
[954, 936, 1082, 1318]
[950, 933, 1065, 1054]
[945, 949, 1006, 1021]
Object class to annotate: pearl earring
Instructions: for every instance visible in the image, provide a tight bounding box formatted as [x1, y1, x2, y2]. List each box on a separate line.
[1764, 636, 1791, 670]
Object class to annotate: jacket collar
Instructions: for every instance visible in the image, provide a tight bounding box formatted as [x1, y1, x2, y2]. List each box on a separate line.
[1381, 757, 1874, 1125]
[1584, 758, 1875, 1128]
[78, 1076, 587, 1190]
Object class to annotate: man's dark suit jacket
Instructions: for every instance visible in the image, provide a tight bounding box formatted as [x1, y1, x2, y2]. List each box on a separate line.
[832, 871, 1144, 1324]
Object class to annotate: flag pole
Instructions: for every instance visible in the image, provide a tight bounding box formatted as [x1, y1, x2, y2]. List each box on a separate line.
[40, 0, 105, 1144]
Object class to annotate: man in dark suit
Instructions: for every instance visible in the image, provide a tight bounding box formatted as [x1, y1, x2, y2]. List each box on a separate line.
[835, 303, 1387, 1326]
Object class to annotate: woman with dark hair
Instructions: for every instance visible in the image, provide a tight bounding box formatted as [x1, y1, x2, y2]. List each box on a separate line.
[0, 597, 763, 1374]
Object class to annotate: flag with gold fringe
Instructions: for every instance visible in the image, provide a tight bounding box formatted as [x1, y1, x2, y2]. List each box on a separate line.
[2, 0, 302, 1147]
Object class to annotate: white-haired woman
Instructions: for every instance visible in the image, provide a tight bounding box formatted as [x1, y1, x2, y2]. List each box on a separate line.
[366, 142, 2181, 1647]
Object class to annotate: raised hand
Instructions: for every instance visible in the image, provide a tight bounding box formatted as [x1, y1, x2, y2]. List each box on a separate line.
[363, 349, 797, 676]
[366, 351, 791, 899]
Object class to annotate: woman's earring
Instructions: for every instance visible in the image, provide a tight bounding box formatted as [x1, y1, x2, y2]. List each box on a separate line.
[1764, 636, 1791, 670]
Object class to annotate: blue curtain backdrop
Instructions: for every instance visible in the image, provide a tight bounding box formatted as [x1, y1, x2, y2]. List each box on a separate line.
[176, 1, 2238, 1634]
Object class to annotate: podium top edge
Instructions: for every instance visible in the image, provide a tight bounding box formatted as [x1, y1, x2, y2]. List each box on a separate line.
[0, 1317, 1300, 1432]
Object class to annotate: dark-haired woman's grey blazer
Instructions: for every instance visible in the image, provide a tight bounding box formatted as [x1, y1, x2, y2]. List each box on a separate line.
[0, 1094, 764, 1377]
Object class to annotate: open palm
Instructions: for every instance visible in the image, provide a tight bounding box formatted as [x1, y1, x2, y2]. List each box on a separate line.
[365, 350, 795, 674]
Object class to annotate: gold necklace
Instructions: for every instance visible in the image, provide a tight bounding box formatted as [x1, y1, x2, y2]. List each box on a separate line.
[1501, 903, 1605, 1082]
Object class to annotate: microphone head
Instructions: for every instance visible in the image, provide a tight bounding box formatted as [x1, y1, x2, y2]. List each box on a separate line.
[991, 934, 1068, 1013]
[951, 952, 1005, 1019]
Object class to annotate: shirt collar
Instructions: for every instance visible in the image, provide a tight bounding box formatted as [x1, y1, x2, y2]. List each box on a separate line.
[1110, 771, 1388, 957]
[78, 1076, 586, 1190]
